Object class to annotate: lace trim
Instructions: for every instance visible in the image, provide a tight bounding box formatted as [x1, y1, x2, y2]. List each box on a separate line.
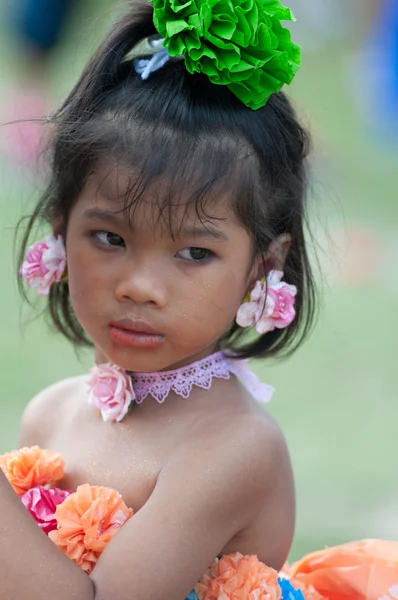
[131, 351, 274, 405]
[225, 358, 275, 405]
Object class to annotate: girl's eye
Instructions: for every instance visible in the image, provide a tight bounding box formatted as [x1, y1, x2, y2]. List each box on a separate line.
[93, 231, 125, 247]
[176, 247, 213, 262]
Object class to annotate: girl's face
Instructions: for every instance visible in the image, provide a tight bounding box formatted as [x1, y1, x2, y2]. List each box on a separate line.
[65, 168, 257, 372]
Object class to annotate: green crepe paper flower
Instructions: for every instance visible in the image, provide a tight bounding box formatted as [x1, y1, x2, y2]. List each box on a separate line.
[152, 0, 301, 110]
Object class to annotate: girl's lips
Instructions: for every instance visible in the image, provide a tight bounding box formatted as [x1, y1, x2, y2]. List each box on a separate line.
[108, 324, 164, 349]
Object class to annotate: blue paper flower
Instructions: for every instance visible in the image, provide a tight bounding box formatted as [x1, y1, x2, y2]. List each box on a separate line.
[278, 576, 305, 600]
[185, 591, 200, 600]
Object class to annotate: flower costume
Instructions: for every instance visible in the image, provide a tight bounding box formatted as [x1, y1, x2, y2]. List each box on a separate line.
[3, 355, 398, 599]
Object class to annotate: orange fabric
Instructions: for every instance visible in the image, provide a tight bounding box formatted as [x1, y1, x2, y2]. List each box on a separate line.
[49, 484, 133, 574]
[0, 446, 64, 496]
[195, 553, 281, 600]
[289, 540, 398, 600]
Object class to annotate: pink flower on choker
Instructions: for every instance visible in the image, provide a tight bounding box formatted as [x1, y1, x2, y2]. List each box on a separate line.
[236, 270, 297, 335]
[20, 234, 66, 296]
[88, 364, 136, 422]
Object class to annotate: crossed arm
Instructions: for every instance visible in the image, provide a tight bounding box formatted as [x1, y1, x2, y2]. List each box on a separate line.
[0, 417, 293, 600]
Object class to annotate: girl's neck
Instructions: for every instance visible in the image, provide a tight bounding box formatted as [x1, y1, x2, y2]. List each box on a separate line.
[90, 347, 274, 422]
[130, 372, 238, 418]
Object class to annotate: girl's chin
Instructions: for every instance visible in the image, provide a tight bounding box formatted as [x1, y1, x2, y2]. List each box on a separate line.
[96, 344, 176, 373]
[94, 347, 109, 364]
[97, 344, 216, 373]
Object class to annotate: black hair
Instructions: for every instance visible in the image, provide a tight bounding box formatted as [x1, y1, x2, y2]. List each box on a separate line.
[18, 0, 316, 360]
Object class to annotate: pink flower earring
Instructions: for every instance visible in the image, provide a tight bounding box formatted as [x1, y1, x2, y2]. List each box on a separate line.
[236, 270, 297, 334]
[20, 234, 67, 296]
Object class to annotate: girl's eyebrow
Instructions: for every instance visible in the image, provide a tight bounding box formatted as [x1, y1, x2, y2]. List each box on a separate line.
[83, 208, 130, 227]
[179, 226, 229, 242]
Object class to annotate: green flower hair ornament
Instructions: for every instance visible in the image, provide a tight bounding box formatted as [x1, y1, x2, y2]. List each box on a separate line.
[152, 0, 301, 110]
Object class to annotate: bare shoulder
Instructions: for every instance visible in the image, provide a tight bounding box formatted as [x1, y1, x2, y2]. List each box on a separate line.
[170, 403, 293, 518]
[182, 407, 295, 567]
[226, 410, 295, 567]
[203, 408, 292, 500]
[18, 375, 87, 447]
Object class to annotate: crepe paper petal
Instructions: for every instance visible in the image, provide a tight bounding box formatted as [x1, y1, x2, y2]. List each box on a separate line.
[49, 484, 133, 574]
[21, 486, 73, 534]
[290, 540, 398, 600]
[153, 0, 300, 109]
[195, 552, 281, 599]
[20, 234, 66, 296]
[236, 270, 297, 334]
[0, 446, 65, 496]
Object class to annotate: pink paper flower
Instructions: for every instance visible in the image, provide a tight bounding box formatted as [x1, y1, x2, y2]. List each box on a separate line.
[88, 364, 136, 422]
[236, 270, 297, 335]
[21, 486, 73, 534]
[20, 234, 66, 296]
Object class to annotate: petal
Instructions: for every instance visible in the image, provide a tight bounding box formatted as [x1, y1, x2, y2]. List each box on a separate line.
[115, 401, 131, 422]
[236, 302, 257, 327]
[285, 283, 297, 297]
[250, 280, 264, 302]
[255, 317, 275, 335]
[267, 270, 284, 287]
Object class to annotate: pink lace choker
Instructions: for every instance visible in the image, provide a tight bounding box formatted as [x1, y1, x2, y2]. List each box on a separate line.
[87, 351, 275, 423]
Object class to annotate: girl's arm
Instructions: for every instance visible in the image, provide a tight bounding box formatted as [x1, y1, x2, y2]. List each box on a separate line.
[0, 468, 95, 599]
[1, 416, 293, 600]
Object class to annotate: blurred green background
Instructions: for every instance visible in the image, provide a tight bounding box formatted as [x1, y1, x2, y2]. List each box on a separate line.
[0, 0, 397, 561]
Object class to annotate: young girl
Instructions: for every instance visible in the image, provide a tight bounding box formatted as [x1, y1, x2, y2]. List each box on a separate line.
[2, 1, 397, 599]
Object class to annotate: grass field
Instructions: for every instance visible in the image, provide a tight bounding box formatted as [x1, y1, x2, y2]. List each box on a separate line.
[0, 2, 397, 561]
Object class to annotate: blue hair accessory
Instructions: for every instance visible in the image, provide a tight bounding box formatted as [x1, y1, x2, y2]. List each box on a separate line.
[134, 46, 171, 80]
[134, 36, 183, 80]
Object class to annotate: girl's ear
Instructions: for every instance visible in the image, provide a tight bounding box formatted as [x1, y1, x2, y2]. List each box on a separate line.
[51, 213, 64, 237]
[264, 233, 292, 272]
[248, 233, 292, 287]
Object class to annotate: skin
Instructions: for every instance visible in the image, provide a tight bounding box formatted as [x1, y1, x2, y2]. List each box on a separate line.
[1, 167, 295, 600]
[65, 169, 260, 372]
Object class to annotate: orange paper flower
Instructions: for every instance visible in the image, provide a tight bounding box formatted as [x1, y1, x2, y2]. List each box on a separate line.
[292, 581, 326, 600]
[195, 553, 281, 600]
[281, 565, 326, 600]
[49, 484, 133, 574]
[0, 446, 65, 496]
[289, 539, 398, 600]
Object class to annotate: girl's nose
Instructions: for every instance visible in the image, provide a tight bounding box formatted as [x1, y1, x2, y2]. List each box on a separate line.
[114, 262, 168, 308]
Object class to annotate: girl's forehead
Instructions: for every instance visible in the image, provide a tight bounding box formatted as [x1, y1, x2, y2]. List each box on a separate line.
[77, 165, 240, 232]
